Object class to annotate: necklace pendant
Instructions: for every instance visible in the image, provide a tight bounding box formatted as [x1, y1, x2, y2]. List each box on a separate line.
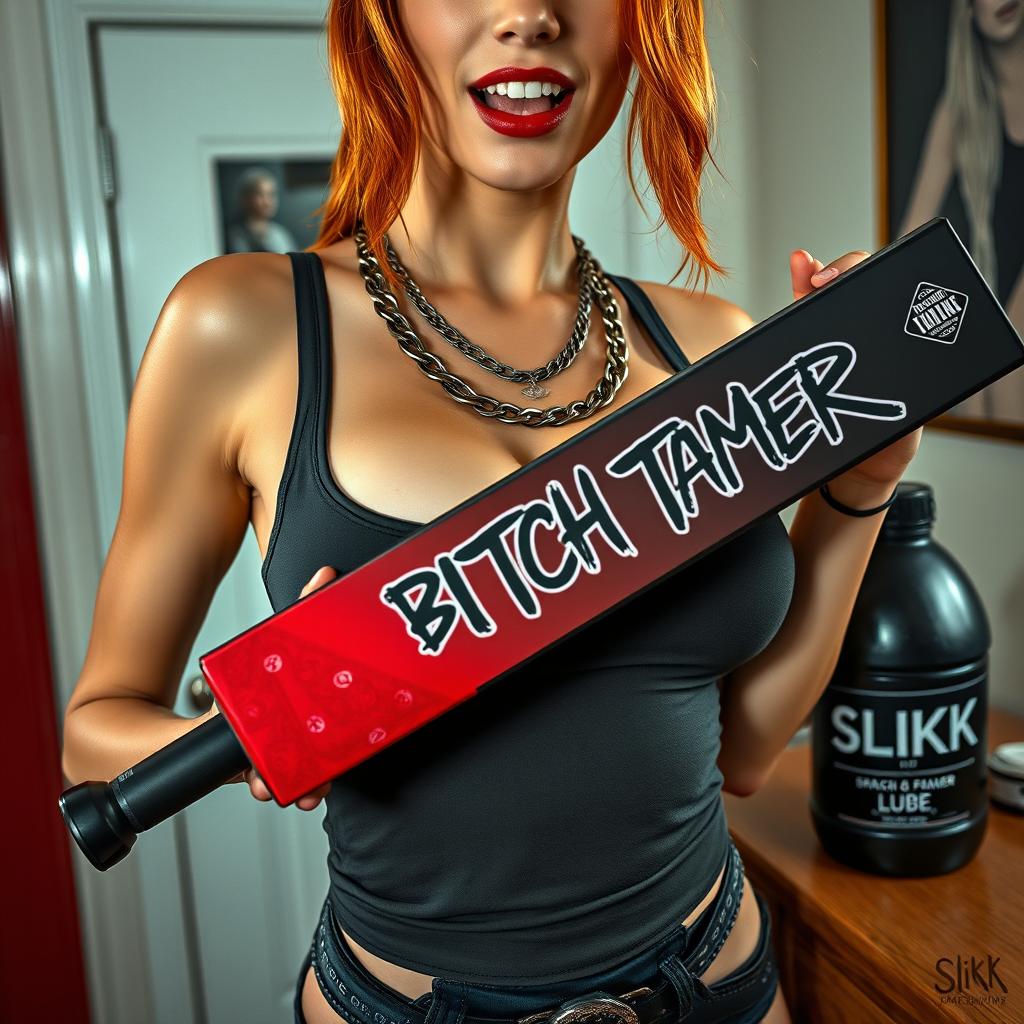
[521, 381, 550, 399]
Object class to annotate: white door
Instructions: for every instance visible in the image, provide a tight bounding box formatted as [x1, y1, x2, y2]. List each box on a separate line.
[96, 22, 337, 1023]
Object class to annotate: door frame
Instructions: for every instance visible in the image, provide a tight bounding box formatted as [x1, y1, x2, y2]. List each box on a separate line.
[0, 2, 326, 1021]
[0, 127, 92, 1024]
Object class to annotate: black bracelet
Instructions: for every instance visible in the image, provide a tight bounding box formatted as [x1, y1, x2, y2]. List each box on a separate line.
[818, 481, 899, 517]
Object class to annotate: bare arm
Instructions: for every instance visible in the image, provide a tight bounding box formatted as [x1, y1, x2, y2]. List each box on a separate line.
[61, 254, 286, 785]
[898, 91, 956, 238]
[716, 477, 896, 796]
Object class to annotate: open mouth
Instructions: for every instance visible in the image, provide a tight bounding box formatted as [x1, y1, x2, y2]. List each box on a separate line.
[468, 85, 575, 117]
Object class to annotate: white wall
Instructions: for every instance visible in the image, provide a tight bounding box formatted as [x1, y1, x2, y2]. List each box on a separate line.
[638, 0, 1022, 714]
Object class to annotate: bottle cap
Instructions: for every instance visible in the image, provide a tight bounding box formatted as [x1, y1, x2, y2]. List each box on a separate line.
[880, 480, 935, 536]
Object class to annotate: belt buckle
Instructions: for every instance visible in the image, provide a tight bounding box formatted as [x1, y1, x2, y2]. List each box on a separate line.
[517, 989, 651, 1024]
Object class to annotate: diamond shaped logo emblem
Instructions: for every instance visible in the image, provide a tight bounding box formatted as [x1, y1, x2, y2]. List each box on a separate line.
[904, 281, 968, 344]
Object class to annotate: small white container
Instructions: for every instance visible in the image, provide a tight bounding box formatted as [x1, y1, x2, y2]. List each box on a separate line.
[988, 741, 1024, 812]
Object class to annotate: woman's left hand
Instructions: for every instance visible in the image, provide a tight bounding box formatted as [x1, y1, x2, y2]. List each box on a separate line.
[791, 248, 923, 503]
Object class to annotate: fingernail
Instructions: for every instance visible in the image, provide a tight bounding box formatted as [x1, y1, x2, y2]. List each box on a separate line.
[812, 266, 838, 282]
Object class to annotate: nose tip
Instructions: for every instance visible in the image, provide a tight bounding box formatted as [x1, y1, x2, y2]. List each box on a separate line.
[492, 10, 561, 47]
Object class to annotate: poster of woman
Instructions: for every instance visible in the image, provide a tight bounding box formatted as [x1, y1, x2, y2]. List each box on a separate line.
[215, 158, 332, 256]
[881, 0, 1024, 436]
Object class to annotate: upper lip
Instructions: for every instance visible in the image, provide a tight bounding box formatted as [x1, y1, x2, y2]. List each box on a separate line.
[468, 66, 576, 91]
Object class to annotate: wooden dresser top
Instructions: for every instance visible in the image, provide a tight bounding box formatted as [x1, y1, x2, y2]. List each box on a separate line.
[724, 706, 1023, 1023]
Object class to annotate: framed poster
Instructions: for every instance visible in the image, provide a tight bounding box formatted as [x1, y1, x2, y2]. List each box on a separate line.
[214, 157, 332, 255]
[877, 0, 1024, 441]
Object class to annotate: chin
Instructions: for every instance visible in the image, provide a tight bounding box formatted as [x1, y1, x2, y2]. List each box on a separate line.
[451, 145, 578, 193]
[976, 13, 1024, 41]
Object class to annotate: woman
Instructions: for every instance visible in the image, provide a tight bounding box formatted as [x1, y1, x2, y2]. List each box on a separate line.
[225, 166, 299, 254]
[898, 0, 1024, 421]
[60, 1, 922, 1022]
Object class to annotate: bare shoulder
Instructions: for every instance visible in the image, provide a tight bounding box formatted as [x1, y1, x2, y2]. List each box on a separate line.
[136, 251, 300, 471]
[163, 250, 297, 357]
[631, 279, 755, 364]
[151, 250, 299, 408]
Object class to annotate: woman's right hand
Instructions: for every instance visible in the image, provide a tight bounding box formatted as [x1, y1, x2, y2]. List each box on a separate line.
[227, 565, 339, 810]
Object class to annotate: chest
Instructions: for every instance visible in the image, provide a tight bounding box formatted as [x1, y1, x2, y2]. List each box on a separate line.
[246, 274, 685, 553]
[254, 272, 795, 656]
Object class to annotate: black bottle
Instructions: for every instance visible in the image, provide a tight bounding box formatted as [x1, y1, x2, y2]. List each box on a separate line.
[810, 481, 990, 876]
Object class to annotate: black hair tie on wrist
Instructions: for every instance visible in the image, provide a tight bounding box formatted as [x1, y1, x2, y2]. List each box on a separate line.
[818, 481, 899, 517]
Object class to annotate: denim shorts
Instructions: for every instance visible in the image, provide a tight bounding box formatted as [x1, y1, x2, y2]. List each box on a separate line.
[294, 837, 778, 1024]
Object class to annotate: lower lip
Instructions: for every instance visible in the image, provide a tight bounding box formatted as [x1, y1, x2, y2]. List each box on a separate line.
[468, 88, 575, 138]
[997, 0, 1019, 17]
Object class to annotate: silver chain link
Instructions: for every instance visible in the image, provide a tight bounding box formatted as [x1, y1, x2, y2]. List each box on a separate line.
[381, 230, 597, 397]
[354, 220, 630, 427]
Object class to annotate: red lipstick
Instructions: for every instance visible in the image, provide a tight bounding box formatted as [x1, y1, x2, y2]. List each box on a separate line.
[467, 66, 577, 139]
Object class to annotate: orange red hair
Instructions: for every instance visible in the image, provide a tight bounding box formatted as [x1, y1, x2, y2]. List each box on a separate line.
[310, 0, 726, 295]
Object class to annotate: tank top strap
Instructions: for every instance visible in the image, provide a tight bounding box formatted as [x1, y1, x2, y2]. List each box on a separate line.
[261, 251, 327, 584]
[283, 250, 329, 460]
[607, 273, 691, 372]
[288, 248, 330, 407]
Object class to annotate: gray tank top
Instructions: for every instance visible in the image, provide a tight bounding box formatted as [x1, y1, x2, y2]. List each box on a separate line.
[262, 252, 796, 985]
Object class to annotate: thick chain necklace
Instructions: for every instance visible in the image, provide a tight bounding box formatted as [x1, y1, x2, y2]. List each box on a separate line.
[381, 230, 595, 400]
[353, 220, 630, 427]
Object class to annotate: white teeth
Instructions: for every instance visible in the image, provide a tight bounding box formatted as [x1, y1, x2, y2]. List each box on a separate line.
[477, 80, 568, 101]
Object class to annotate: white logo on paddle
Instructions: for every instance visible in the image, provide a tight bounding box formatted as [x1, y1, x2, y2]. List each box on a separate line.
[905, 282, 968, 344]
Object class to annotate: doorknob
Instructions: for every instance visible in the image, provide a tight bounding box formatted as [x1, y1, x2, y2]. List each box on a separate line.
[187, 674, 215, 713]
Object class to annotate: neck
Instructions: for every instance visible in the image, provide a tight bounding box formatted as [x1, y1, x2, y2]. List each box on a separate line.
[385, 145, 582, 309]
[986, 23, 1024, 84]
